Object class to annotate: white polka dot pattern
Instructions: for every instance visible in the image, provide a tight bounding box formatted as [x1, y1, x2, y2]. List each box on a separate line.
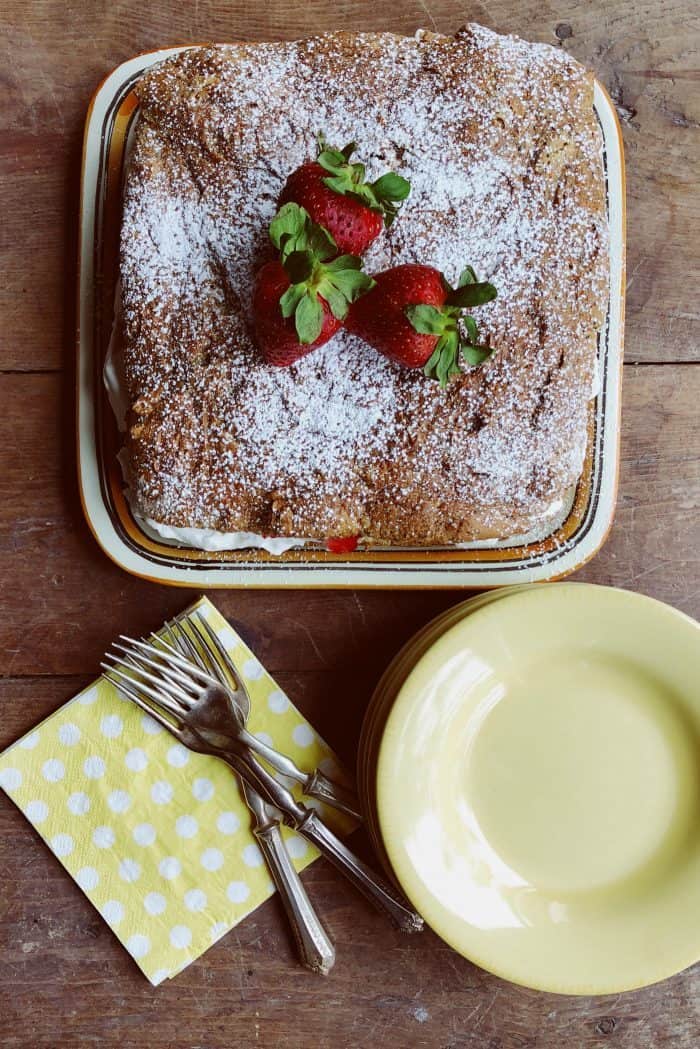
[242, 844, 264, 868]
[76, 866, 100, 892]
[184, 888, 207, 912]
[169, 925, 192, 949]
[242, 658, 264, 681]
[127, 933, 151, 958]
[144, 892, 167, 916]
[284, 835, 308, 860]
[292, 724, 315, 748]
[101, 900, 124, 925]
[119, 858, 141, 883]
[0, 599, 354, 986]
[216, 812, 240, 836]
[68, 792, 91, 816]
[42, 758, 65, 783]
[133, 823, 156, 847]
[192, 778, 214, 802]
[167, 744, 189, 768]
[159, 856, 182, 881]
[200, 848, 224, 872]
[83, 755, 105, 780]
[26, 799, 49, 824]
[140, 714, 162, 735]
[267, 690, 289, 714]
[51, 833, 75, 857]
[100, 714, 123, 739]
[93, 825, 115, 849]
[151, 780, 173, 805]
[226, 881, 250, 903]
[125, 748, 148, 771]
[108, 790, 132, 814]
[0, 767, 22, 792]
[175, 815, 199, 839]
[58, 723, 81, 746]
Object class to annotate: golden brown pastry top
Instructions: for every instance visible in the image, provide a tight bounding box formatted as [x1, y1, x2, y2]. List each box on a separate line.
[120, 26, 608, 544]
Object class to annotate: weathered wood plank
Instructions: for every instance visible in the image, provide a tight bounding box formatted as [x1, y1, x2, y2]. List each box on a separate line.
[1, 0, 698, 369]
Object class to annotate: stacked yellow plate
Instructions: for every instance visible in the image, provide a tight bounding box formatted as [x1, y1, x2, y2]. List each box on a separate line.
[359, 584, 700, 994]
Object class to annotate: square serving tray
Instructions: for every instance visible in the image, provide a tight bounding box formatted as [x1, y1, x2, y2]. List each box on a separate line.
[77, 46, 625, 588]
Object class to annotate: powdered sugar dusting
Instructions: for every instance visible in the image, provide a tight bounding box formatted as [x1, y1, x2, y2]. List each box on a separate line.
[119, 26, 608, 544]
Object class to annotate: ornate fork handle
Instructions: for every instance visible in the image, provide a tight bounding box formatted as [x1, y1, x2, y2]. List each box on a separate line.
[296, 811, 423, 934]
[238, 727, 362, 821]
[250, 810, 335, 974]
[220, 746, 423, 934]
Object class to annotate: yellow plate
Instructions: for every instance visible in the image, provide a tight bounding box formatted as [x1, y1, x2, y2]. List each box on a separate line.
[359, 588, 531, 833]
[376, 584, 700, 994]
[360, 588, 532, 876]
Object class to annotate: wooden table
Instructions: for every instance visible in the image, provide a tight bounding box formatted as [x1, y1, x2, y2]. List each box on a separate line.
[2, 2, 698, 1046]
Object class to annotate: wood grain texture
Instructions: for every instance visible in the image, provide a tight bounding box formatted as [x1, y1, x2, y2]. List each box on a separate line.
[1, 1, 699, 1046]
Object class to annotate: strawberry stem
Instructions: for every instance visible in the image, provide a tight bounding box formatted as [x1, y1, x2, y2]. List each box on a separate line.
[269, 204, 375, 343]
[315, 136, 411, 227]
[405, 266, 498, 386]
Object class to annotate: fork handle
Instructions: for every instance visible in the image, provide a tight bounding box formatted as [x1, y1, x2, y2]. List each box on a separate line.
[237, 728, 362, 822]
[219, 747, 422, 934]
[252, 819, 335, 975]
[304, 769, 363, 822]
[296, 811, 424, 934]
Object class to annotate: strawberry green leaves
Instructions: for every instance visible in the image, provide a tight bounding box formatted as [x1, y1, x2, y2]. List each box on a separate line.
[270, 202, 336, 263]
[316, 136, 411, 227]
[405, 304, 448, 335]
[406, 265, 498, 386]
[269, 203, 375, 344]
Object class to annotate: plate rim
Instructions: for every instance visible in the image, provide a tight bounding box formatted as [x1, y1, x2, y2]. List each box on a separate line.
[76, 45, 626, 589]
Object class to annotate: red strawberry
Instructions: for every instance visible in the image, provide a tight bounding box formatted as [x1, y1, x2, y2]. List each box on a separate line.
[253, 203, 375, 367]
[346, 264, 498, 385]
[280, 139, 410, 256]
[326, 535, 359, 553]
[253, 261, 341, 366]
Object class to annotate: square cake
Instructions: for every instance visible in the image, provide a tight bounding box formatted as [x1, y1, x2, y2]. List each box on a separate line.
[116, 25, 609, 551]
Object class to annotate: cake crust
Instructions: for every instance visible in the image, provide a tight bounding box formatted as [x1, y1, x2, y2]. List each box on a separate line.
[119, 26, 608, 546]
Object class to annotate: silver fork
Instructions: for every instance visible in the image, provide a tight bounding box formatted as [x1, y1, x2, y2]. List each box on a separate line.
[101, 636, 424, 933]
[162, 616, 335, 974]
[103, 657, 335, 974]
[169, 611, 361, 821]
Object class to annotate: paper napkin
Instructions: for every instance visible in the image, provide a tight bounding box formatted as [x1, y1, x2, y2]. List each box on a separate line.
[0, 597, 353, 984]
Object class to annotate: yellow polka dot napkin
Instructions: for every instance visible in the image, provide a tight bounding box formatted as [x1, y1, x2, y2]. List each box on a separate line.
[0, 597, 353, 985]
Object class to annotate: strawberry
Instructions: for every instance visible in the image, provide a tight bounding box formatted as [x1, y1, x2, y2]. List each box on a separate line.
[346, 264, 498, 386]
[253, 261, 342, 366]
[326, 535, 359, 553]
[253, 203, 375, 366]
[279, 138, 411, 256]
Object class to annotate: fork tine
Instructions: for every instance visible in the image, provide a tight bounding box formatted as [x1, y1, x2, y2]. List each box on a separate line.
[123, 635, 214, 686]
[192, 610, 241, 691]
[110, 643, 196, 707]
[101, 664, 184, 735]
[169, 617, 210, 671]
[175, 614, 228, 685]
[163, 621, 190, 660]
[103, 654, 188, 718]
